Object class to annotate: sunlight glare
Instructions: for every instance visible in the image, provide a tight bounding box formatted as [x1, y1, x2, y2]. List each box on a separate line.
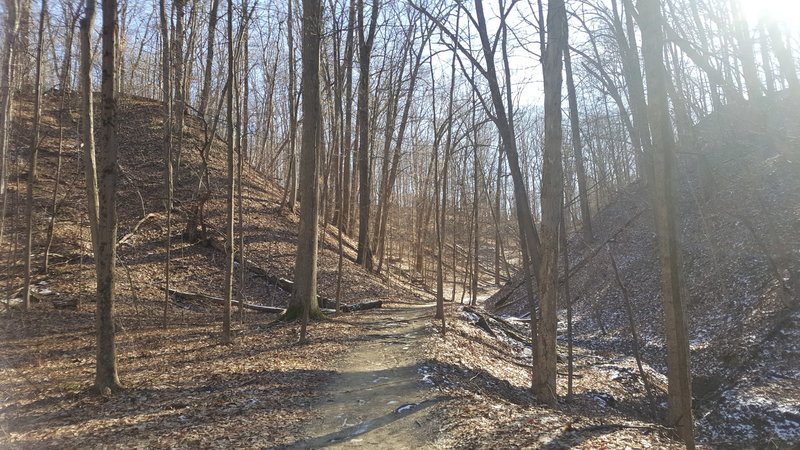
[739, 0, 800, 27]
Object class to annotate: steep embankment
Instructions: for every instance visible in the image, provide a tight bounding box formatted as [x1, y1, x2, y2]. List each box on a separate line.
[1, 93, 402, 317]
[486, 91, 800, 447]
[0, 93, 430, 448]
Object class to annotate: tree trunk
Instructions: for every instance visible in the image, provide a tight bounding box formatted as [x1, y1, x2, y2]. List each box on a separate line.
[533, 0, 566, 406]
[173, 0, 186, 167]
[638, 0, 695, 447]
[0, 0, 20, 199]
[95, 0, 123, 393]
[282, 0, 298, 212]
[564, 46, 593, 243]
[222, 0, 235, 344]
[355, 0, 379, 270]
[289, 0, 323, 330]
[80, 0, 100, 257]
[159, 0, 173, 328]
[199, 0, 220, 117]
[22, 0, 46, 311]
[341, 0, 356, 234]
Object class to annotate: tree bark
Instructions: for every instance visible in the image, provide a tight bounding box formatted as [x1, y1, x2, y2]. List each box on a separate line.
[289, 0, 323, 327]
[638, 0, 695, 446]
[199, 0, 220, 117]
[533, 0, 566, 406]
[95, 0, 123, 393]
[355, 0, 379, 269]
[159, 0, 173, 328]
[0, 0, 20, 199]
[80, 0, 100, 254]
[281, 0, 298, 212]
[22, 0, 46, 310]
[222, 0, 235, 344]
[564, 46, 593, 243]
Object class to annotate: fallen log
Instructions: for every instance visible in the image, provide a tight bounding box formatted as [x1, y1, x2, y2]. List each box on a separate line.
[464, 305, 532, 345]
[206, 233, 336, 308]
[166, 287, 285, 314]
[340, 300, 383, 313]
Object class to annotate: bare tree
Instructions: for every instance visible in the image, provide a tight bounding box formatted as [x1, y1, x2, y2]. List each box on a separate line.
[0, 0, 20, 201]
[564, 45, 593, 243]
[355, 0, 379, 269]
[22, 0, 46, 310]
[80, 0, 100, 256]
[534, 0, 567, 406]
[281, 0, 298, 212]
[222, 0, 235, 344]
[199, 0, 220, 116]
[159, 0, 173, 327]
[292, 0, 324, 335]
[638, 0, 695, 446]
[95, 0, 123, 393]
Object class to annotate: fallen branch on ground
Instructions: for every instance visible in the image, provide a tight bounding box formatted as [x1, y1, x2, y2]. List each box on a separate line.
[464, 305, 532, 346]
[340, 300, 383, 313]
[205, 232, 337, 309]
[118, 213, 159, 247]
[166, 287, 285, 314]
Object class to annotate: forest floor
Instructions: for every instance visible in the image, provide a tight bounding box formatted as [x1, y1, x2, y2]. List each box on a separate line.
[0, 91, 757, 449]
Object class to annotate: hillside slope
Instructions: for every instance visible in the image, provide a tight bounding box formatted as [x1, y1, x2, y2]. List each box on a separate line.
[0, 93, 426, 447]
[1, 93, 403, 316]
[486, 92, 800, 447]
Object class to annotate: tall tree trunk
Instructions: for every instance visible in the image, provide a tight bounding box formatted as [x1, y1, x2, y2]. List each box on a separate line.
[638, 0, 695, 447]
[494, 149, 502, 284]
[560, 204, 573, 398]
[0, 0, 20, 200]
[471, 122, 479, 306]
[22, 0, 46, 310]
[80, 0, 100, 255]
[282, 0, 298, 212]
[534, 0, 566, 406]
[95, 0, 123, 393]
[564, 46, 593, 243]
[159, 0, 173, 327]
[173, 0, 186, 167]
[355, 0, 379, 269]
[341, 0, 356, 234]
[616, 0, 653, 182]
[291, 0, 323, 329]
[222, 0, 235, 344]
[199, 0, 220, 117]
[44, 15, 75, 272]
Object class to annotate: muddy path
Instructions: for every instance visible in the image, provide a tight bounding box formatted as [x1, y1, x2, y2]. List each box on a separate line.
[278, 302, 446, 449]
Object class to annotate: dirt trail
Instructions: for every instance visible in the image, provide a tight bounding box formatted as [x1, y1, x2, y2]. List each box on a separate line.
[279, 302, 445, 449]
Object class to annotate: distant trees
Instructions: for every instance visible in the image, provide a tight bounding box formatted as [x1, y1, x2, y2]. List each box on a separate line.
[2, 0, 797, 425]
